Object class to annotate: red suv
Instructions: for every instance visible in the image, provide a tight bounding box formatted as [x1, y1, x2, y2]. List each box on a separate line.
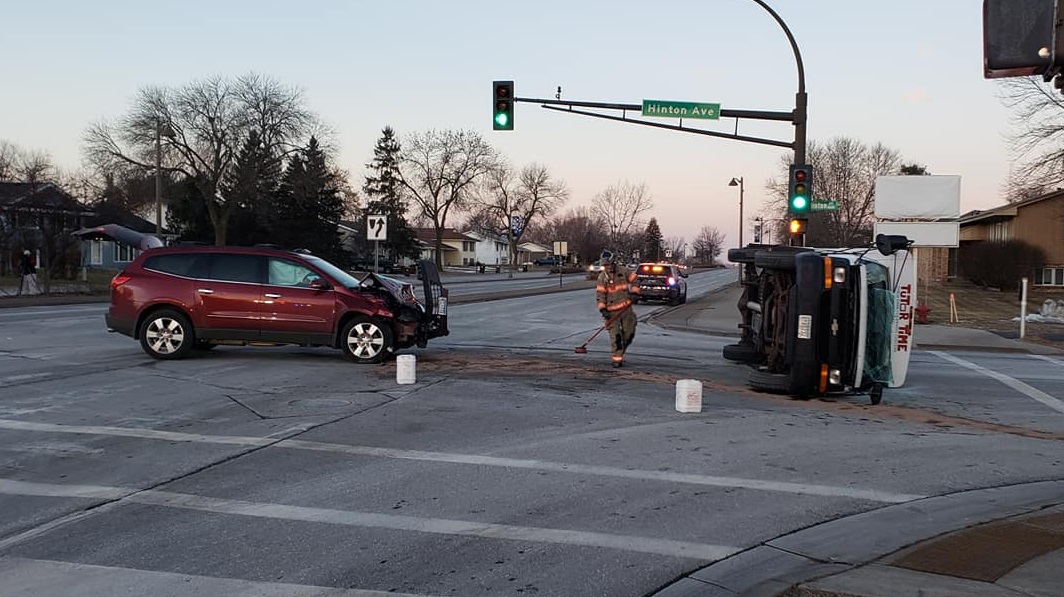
[106, 245, 448, 364]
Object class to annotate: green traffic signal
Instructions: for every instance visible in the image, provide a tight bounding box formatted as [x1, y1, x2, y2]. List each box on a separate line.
[788, 164, 813, 215]
[492, 80, 514, 131]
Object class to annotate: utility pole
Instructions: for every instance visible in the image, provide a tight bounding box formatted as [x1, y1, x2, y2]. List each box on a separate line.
[155, 119, 163, 236]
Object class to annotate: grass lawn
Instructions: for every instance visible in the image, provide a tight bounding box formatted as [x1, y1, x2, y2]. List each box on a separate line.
[0, 268, 119, 296]
[919, 280, 1064, 347]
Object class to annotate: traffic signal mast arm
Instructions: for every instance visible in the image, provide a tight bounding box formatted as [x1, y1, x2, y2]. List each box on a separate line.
[512, 95, 797, 151]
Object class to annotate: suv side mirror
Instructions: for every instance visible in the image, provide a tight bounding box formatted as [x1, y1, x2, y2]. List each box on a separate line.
[309, 278, 331, 291]
[875, 234, 912, 256]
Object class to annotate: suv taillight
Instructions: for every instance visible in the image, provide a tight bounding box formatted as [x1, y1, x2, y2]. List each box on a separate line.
[111, 273, 132, 289]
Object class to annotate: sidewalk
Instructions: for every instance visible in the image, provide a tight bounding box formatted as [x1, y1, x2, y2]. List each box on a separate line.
[650, 286, 1064, 596]
[654, 481, 1064, 597]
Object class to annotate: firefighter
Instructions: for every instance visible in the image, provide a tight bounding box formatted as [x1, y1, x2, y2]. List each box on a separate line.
[596, 250, 639, 367]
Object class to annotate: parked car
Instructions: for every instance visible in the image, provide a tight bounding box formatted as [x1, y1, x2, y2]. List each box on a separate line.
[351, 256, 397, 274]
[631, 263, 687, 305]
[586, 259, 604, 280]
[723, 235, 915, 403]
[106, 245, 448, 364]
[533, 256, 564, 266]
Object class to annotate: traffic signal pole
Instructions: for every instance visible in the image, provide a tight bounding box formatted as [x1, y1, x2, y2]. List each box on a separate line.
[749, 0, 808, 165]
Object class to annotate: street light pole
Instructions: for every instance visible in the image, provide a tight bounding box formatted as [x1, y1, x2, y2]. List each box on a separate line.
[155, 119, 163, 236]
[729, 176, 744, 282]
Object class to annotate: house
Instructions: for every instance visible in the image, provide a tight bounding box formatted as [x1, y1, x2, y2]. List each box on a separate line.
[413, 227, 478, 267]
[0, 182, 95, 277]
[462, 230, 511, 266]
[958, 189, 1064, 286]
[517, 241, 552, 264]
[76, 201, 158, 271]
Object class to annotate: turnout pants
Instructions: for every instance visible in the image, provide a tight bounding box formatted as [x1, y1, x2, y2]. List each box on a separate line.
[608, 308, 637, 363]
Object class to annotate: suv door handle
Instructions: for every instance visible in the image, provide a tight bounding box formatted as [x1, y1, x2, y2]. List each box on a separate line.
[264, 293, 282, 298]
[197, 289, 215, 294]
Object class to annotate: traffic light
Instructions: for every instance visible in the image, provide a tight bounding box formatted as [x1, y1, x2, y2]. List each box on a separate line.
[788, 164, 813, 215]
[492, 80, 514, 130]
[789, 218, 808, 236]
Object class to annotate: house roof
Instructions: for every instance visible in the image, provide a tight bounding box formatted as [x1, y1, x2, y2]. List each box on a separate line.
[959, 188, 1064, 226]
[84, 200, 157, 233]
[462, 230, 509, 244]
[0, 182, 95, 214]
[518, 241, 551, 253]
[413, 227, 478, 243]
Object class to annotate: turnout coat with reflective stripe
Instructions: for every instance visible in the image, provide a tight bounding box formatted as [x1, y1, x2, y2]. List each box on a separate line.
[596, 265, 639, 312]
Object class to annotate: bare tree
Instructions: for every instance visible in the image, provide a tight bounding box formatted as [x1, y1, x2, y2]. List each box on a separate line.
[591, 180, 653, 244]
[83, 73, 318, 245]
[0, 140, 23, 181]
[398, 129, 497, 269]
[663, 235, 686, 259]
[766, 137, 902, 247]
[473, 162, 568, 269]
[0, 141, 57, 184]
[998, 77, 1064, 201]
[692, 225, 725, 265]
[533, 206, 608, 265]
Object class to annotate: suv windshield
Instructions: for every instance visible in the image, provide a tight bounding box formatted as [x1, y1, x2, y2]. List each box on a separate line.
[863, 261, 894, 385]
[304, 254, 363, 289]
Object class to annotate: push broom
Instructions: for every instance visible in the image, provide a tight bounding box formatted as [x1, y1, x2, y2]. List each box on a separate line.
[574, 310, 625, 354]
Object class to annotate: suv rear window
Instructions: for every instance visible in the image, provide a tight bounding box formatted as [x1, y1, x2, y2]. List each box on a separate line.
[206, 254, 262, 283]
[143, 253, 201, 277]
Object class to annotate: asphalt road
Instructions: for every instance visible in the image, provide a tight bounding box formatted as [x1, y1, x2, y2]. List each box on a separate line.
[1, 269, 1063, 597]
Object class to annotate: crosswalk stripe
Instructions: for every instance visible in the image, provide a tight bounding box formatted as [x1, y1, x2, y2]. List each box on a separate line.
[0, 480, 739, 561]
[0, 557, 447, 597]
[0, 418, 924, 503]
[932, 351, 1064, 416]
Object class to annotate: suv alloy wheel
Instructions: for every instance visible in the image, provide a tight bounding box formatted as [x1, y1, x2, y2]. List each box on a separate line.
[341, 316, 394, 364]
[139, 309, 195, 360]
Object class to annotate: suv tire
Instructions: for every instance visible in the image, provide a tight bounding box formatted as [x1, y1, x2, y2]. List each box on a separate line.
[728, 247, 758, 263]
[748, 369, 791, 393]
[341, 316, 394, 364]
[723, 343, 761, 363]
[139, 309, 195, 360]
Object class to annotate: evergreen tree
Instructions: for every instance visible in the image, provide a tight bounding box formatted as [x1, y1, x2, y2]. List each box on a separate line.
[643, 217, 663, 262]
[166, 176, 214, 243]
[270, 137, 346, 262]
[362, 126, 418, 260]
[222, 130, 280, 246]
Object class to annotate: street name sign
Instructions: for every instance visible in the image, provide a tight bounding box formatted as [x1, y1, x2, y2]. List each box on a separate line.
[641, 100, 720, 120]
[810, 200, 839, 211]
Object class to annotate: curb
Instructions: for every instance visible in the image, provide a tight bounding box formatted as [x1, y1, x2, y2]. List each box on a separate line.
[650, 479, 1064, 597]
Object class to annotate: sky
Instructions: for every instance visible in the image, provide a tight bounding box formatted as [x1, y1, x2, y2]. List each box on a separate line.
[0, 0, 1018, 249]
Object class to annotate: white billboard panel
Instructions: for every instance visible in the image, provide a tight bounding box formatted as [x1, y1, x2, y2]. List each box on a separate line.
[874, 221, 959, 247]
[875, 175, 960, 219]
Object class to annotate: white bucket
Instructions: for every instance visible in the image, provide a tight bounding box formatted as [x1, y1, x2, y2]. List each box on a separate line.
[396, 354, 417, 384]
[675, 379, 702, 413]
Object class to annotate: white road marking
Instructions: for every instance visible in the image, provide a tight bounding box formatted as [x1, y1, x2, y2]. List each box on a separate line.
[279, 439, 924, 503]
[0, 418, 924, 503]
[0, 480, 739, 561]
[931, 351, 1064, 415]
[1032, 354, 1064, 369]
[0, 372, 53, 384]
[0, 557, 445, 597]
[0, 479, 132, 500]
[0, 419, 273, 447]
